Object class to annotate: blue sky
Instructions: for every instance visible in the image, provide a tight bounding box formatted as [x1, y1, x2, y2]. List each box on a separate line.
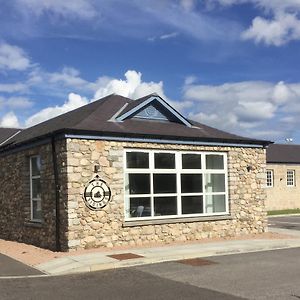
[1, 0, 300, 143]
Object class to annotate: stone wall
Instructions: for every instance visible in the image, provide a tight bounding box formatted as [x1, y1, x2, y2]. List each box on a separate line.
[266, 163, 300, 210]
[66, 139, 267, 250]
[0, 140, 68, 251]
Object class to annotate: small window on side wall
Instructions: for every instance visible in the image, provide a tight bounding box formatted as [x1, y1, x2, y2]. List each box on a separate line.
[266, 170, 274, 187]
[30, 155, 42, 221]
[287, 170, 295, 187]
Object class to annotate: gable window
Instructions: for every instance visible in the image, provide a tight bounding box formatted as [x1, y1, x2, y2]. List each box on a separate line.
[30, 156, 42, 221]
[266, 170, 274, 187]
[124, 149, 228, 220]
[287, 170, 295, 187]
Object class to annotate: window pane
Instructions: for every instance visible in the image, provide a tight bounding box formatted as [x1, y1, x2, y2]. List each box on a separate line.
[154, 196, 177, 216]
[153, 174, 176, 194]
[182, 154, 201, 169]
[287, 170, 295, 186]
[205, 174, 225, 192]
[181, 174, 202, 193]
[33, 200, 42, 220]
[182, 196, 203, 214]
[31, 156, 41, 176]
[206, 155, 224, 169]
[129, 197, 151, 218]
[205, 195, 226, 213]
[154, 153, 175, 169]
[32, 178, 41, 199]
[266, 170, 273, 187]
[126, 152, 149, 168]
[128, 174, 150, 194]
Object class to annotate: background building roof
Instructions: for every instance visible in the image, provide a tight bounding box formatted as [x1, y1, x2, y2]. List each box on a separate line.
[267, 143, 300, 164]
[0, 128, 22, 145]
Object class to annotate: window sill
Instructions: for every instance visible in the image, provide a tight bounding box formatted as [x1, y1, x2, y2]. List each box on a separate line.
[123, 214, 232, 227]
[24, 220, 44, 228]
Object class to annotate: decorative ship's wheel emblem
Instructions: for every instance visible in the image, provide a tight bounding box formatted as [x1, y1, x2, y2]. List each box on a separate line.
[83, 176, 111, 210]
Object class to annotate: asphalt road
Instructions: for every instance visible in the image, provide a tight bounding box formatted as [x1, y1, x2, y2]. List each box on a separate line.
[0, 253, 43, 276]
[1, 248, 300, 300]
[268, 215, 300, 231]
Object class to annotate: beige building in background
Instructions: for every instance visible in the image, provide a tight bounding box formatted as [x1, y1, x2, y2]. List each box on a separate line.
[266, 144, 300, 210]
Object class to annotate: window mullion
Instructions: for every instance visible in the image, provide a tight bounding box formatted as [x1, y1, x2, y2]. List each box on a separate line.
[149, 151, 154, 217]
[224, 154, 229, 213]
[30, 158, 33, 220]
[176, 152, 182, 216]
[202, 154, 206, 213]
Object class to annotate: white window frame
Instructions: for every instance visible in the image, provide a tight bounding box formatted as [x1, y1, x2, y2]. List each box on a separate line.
[287, 170, 295, 187]
[124, 149, 229, 221]
[30, 155, 42, 222]
[266, 169, 274, 187]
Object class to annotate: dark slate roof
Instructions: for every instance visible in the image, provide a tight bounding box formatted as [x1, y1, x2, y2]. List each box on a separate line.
[0, 94, 271, 151]
[0, 128, 22, 145]
[267, 144, 300, 163]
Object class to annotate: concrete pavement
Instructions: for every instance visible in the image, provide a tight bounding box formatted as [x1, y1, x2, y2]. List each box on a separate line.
[36, 227, 300, 276]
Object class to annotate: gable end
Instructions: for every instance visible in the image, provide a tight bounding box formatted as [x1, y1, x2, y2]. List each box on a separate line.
[116, 96, 192, 127]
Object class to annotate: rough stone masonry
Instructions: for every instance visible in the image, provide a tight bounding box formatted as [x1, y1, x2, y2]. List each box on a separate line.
[66, 139, 267, 251]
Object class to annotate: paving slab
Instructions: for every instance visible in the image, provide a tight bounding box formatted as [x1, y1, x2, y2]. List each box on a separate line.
[35, 230, 300, 275]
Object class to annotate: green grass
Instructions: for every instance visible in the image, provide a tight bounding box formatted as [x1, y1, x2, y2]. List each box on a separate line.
[267, 208, 300, 216]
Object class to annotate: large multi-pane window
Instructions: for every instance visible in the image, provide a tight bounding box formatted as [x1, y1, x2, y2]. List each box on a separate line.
[287, 170, 295, 187]
[266, 170, 274, 187]
[30, 156, 42, 221]
[124, 150, 228, 220]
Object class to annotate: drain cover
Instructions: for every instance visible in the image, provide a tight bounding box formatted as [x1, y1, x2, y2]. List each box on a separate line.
[107, 253, 144, 260]
[177, 258, 217, 266]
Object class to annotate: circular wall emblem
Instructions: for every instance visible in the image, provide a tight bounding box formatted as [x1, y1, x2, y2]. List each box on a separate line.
[83, 176, 111, 210]
[145, 105, 158, 117]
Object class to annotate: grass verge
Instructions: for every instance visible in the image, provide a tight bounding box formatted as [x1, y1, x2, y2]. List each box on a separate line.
[268, 208, 300, 216]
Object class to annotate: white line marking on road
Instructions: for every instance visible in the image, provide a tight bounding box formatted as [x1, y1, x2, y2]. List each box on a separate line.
[0, 274, 49, 279]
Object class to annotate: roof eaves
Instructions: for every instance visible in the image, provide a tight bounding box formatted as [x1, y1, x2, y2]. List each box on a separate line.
[61, 129, 270, 147]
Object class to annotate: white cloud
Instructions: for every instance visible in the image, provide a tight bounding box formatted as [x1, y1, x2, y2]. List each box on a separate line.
[206, 0, 300, 45]
[180, 0, 196, 11]
[6, 97, 33, 109]
[235, 101, 276, 121]
[184, 81, 275, 103]
[15, 0, 97, 20]
[48, 67, 90, 88]
[184, 75, 198, 85]
[0, 112, 20, 128]
[160, 32, 179, 40]
[184, 80, 300, 141]
[242, 13, 300, 46]
[148, 32, 179, 42]
[0, 42, 31, 71]
[25, 93, 88, 127]
[272, 81, 296, 104]
[0, 83, 28, 93]
[23, 70, 177, 127]
[207, 0, 300, 11]
[93, 70, 168, 100]
[0, 96, 33, 110]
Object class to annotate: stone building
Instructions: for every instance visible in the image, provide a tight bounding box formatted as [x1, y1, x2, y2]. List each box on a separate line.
[266, 144, 300, 210]
[0, 94, 270, 251]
